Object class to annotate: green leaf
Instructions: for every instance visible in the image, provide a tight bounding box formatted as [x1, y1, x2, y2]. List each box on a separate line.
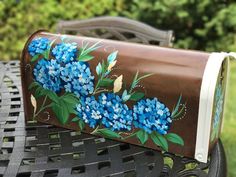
[101, 60, 107, 73]
[86, 40, 102, 53]
[78, 54, 94, 61]
[137, 73, 154, 82]
[107, 50, 118, 63]
[71, 117, 85, 131]
[151, 132, 168, 151]
[60, 35, 66, 42]
[71, 117, 79, 122]
[62, 94, 79, 105]
[46, 91, 59, 103]
[42, 50, 49, 59]
[59, 94, 79, 115]
[98, 78, 114, 87]
[171, 95, 182, 117]
[78, 120, 85, 131]
[129, 72, 153, 93]
[78, 41, 101, 61]
[130, 71, 139, 90]
[28, 82, 39, 90]
[96, 62, 102, 75]
[165, 133, 184, 146]
[122, 90, 131, 102]
[136, 130, 149, 144]
[31, 54, 40, 62]
[130, 92, 145, 101]
[44, 39, 56, 59]
[34, 86, 44, 98]
[96, 128, 121, 139]
[51, 102, 70, 125]
[171, 103, 186, 119]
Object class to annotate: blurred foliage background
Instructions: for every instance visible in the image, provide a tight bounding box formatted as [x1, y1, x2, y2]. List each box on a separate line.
[0, 0, 236, 176]
[1, 0, 236, 60]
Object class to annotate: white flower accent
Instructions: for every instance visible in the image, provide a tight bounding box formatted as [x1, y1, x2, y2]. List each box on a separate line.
[30, 94, 37, 114]
[113, 75, 123, 93]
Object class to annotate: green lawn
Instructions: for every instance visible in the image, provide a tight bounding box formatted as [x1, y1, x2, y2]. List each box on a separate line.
[222, 61, 236, 177]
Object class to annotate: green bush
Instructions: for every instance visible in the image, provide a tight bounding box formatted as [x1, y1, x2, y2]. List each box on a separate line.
[121, 0, 236, 51]
[0, 0, 236, 60]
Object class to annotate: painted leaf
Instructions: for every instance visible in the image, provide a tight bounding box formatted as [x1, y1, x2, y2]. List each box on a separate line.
[98, 78, 114, 87]
[60, 35, 66, 42]
[96, 128, 121, 139]
[61, 94, 79, 115]
[122, 90, 131, 102]
[137, 73, 154, 82]
[171, 94, 182, 117]
[107, 50, 118, 63]
[165, 133, 184, 146]
[71, 117, 79, 122]
[151, 132, 168, 151]
[86, 41, 102, 53]
[78, 41, 101, 61]
[96, 62, 102, 75]
[51, 102, 70, 125]
[130, 92, 145, 101]
[31, 54, 40, 62]
[107, 60, 117, 71]
[136, 130, 149, 144]
[46, 38, 57, 59]
[172, 103, 186, 119]
[64, 101, 77, 115]
[78, 120, 85, 131]
[79, 54, 94, 62]
[30, 94, 37, 114]
[113, 75, 123, 93]
[34, 86, 44, 99]
[28, 82, 39, 90]
[42, 50, 50, 59]
[62, 94, 79, 105]
[101, 60, 107, 74]
[46, 91, 59, 103]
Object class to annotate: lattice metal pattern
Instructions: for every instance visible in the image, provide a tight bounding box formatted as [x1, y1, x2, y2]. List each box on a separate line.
[0, 61, 226, 177]
[57, 17, 174, 47]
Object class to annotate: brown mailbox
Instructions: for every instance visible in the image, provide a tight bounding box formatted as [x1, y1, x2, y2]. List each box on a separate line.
[21, 31, 234, 163]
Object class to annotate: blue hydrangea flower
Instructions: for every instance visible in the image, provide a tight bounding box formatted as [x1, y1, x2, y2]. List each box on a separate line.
[76, 96, 102, 128]
[33, 59, 61, 92]
[52, 42, 77, 63]
[98, 93, 133, 131]
[28, 37, 50, 57]
[133, 98, 172, 135]
[60, 61, 94, 97]
[213, 85, 224, 128]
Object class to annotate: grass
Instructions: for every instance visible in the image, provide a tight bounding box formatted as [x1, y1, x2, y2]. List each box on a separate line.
[221, 62, 236, 177]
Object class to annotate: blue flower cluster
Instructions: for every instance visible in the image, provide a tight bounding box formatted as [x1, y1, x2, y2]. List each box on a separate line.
[213, 85, 223, 128]
[28, 37, 50, 57]
[52, 42, 77, 63]
[75, 93, 133, 131]
[76, 96, 102, 128]
[29, 38, 94, 97]
[133, 98, 172, 135]
[60, 62, 94, 97]
[33, 59, 61, 92]
[98, 93, 133, 131]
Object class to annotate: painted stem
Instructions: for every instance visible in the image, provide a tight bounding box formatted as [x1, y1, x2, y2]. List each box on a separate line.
[91, 126, 100, 134]
[33, 96, 52, 120]
[121, 132, 138, 140]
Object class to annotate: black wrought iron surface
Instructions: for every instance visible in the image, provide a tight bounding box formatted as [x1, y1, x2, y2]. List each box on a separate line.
[0, 60, 226, 177]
